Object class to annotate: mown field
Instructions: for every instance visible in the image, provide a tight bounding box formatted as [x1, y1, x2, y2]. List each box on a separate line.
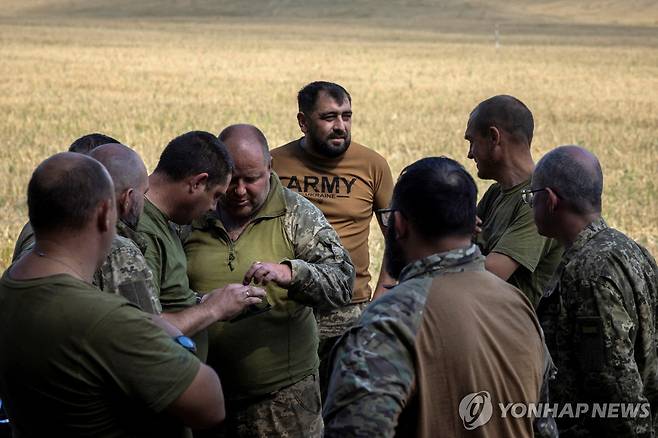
[1, 4, 657, 276]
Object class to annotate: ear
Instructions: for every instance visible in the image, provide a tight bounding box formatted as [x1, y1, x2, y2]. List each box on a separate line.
[546, 187, 560, 213]
[117, 189, 132, 215]
[488, 126, 501, 146]
[297, 112, 309, 134]
[97, 198, 114, 233]
[188, 173, 209, 193]
[393, 211, 409, 240]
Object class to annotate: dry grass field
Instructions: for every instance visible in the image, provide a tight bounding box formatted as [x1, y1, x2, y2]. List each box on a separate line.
[0, 0, 657, 275]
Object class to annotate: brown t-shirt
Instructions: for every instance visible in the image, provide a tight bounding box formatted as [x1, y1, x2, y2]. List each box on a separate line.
[272, 139, 393, 303]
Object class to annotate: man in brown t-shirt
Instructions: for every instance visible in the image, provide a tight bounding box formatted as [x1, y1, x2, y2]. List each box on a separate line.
[324, 157, 552, 438]
[272, 81, 394, 400]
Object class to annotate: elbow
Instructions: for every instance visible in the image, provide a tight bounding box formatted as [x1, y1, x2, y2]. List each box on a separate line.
[188, 402, 225, 430]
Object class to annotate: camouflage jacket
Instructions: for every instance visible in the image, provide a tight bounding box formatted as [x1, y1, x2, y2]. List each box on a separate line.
[323, 245, 556, 437]
[538, 217, 658, 437]
[93, 220, 162, 314]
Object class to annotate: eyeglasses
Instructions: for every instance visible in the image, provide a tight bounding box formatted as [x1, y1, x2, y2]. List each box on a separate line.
[521, 188, 548, 208]
[375, 208, 396, 227]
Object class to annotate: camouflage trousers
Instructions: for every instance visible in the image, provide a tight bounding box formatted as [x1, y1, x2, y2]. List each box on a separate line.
[198, 373, 322, 438]
[315, 302, 370, 403]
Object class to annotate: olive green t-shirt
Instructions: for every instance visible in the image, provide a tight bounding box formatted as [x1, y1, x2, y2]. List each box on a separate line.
[476, 180, 563, 307]
[0, 271, 200, 438]
[138, 199, 208, 359]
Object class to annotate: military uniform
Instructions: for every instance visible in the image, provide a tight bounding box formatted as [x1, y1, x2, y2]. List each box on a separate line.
[324, 245, 553, 437]
[538, 218, 658, 437]
[185, 173, 355, 438]
[12, 220, 161, 315]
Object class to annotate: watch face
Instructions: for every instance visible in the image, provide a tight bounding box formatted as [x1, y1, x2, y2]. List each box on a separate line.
[175, 336, 197, 353]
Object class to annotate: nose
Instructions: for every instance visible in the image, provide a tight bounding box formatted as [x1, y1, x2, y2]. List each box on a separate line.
[467, 145, 474, 160]
[234, 181, 247, 197]
[334, 117, 346, 133]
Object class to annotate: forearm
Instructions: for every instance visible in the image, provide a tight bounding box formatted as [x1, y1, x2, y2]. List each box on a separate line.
[373, 258, 395, 300]
[162, 303, 217, 337]
[286, 258, 355, 309]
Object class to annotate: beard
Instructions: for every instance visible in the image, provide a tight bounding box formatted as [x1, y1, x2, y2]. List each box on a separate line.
[308, 130, 351, 158]
[384, 222, 408, 281]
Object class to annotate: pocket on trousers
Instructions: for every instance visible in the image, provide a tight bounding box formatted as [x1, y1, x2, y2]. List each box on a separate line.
[291, 375, 321, 415]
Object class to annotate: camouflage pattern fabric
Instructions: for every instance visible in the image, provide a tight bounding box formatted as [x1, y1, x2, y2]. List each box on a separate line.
[538, 217, 658, 437]
[198, 373, 322, 438]
[279, 185, 355, 309]
[93, 220, 161, 314]
[323, 245, 555, 437]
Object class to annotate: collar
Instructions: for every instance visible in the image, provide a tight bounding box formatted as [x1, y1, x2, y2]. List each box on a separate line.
[398, 244, 485, 283]
[563, 217, 608, 262]
[116, 219, 148, 254]
[199, 172, 286, 232]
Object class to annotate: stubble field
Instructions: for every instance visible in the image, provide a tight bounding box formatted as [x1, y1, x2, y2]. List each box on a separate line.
[1, 5, 657, 275]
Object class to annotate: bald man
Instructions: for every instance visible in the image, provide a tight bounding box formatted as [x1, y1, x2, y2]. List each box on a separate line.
[0, 152, 225, 436]
[530, 145, 658, 437]
[465, 95, 563, 307]
[184, 124, 354, 437]
[88, 143, 161, 314]
[12, 132, 120, 261]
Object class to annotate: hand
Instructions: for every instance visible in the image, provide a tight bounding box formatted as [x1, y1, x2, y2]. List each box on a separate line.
[201, 283, 267, 322]
[243, 262, 293, 288]
[474, 215, 483, 237]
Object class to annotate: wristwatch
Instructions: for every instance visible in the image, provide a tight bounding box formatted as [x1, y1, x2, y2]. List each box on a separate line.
[174, 336, 197, 354]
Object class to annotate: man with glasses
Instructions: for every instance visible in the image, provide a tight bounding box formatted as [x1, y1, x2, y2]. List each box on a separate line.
[324, 157, 552, 437]
[464, 95, 562, 307]
[530, 145, 658, 437]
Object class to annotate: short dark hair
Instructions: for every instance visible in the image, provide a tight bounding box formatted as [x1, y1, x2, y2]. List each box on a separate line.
[298, 81, 351, 114]
[534, 145, 603, 214]
[154, 131, 233, 186]
[471, 95, 534, 145]
[28, 152, 114, 234]
[68, 133, 120, 154]
[393, 157, 477, 239]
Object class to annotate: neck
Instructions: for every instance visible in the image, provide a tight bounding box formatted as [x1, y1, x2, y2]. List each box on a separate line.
[406, 235, 473, 262]
[20, 237, 98, 283]
[147, 173, 178, 220]
[560, 212, 602, 248]
[496, 145, 535, 189]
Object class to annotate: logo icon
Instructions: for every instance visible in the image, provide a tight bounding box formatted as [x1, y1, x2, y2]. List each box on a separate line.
[459, 391, 493, 430]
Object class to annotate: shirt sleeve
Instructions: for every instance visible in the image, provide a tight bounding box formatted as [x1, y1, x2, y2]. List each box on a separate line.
[323, 315, 416, 437]
[372, 156, 394, 212]
[86, 305, 201, 413]
[283, 192, 355, 309]
[140, 232, 165, 297]
[492, 203, 548, 272]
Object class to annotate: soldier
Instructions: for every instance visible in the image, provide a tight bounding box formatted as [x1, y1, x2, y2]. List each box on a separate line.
[324, 157, 550, 437]
[272, 81, 394, 400]
[464, 95, 562, 307]
[88, 143, 161, 314]
[530, 145, 658, 437]
[137, 131, 266, 361]
[12, 132, 120, 260]
[0, 152, 225, 436]
[184, 124, 354, 437]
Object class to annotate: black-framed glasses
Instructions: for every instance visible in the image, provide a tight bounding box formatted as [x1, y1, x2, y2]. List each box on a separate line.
[521, 188, 548, 208]
[375, 208, 396, 227]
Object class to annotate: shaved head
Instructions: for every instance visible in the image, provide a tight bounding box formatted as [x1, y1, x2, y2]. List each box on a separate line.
[28, 152, 114, 235]
[534, 145, 603, 214]
[218, 124, 270, 164]
[89, 143, 148, 196]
